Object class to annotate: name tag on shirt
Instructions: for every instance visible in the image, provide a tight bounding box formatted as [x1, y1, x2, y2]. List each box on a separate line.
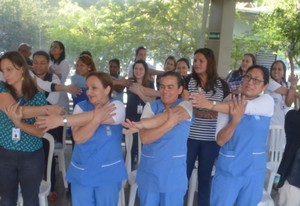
[12, 128, 21, 143]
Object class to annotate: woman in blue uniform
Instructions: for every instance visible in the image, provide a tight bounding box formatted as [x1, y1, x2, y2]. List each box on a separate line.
[123, 71, 193, 205]
[66, 71, 127, 206]
[190, 65, 274, 205]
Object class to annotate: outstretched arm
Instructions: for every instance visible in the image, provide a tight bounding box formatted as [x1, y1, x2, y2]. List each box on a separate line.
[35, 102, 119, 132]
[140, 107, 189, 144]
[0, 93, 64, 118]
[72, 103, 120, 144]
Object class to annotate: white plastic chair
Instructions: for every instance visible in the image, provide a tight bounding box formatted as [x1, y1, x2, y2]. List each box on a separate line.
[54, 126, 68, 189]
[18, 133, 55, 206]
[267, 125, 286, 163]
[124, 132, 142, 206]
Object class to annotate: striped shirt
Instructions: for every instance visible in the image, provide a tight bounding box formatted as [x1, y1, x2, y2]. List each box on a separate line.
[185, 76, 229, 141]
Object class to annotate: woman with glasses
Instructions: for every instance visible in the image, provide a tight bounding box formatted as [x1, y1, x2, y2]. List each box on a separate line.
[190, 65, 274, 205]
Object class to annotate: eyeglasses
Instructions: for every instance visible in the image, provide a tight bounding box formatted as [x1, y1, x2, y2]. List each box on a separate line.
[243, 74, 264, 85]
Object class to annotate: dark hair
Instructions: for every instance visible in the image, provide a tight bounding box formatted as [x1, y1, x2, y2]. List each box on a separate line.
[80, 50, 92, 58]
[109, 58, 120, 68]
[135, 46, 146, 60]
[270, 60, 287, 85]
[160, 71, 184, 98]
[246, 65, 269, 85]
[177, 57, 190, 69]
[192, 48, 218, 92]
[132, 59, 150, 87]
[164, 56, 176, 70]
[233, 53, 256, 78]
[0, 51, 38, 101]
[86, 71, 113, 98]
[77, 55, 96, 73]
[160, 71, 184, 88]
[49, 41, 66, 65]
[33, 50, 50, 62]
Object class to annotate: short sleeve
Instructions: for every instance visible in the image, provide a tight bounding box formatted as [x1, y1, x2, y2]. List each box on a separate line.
[178, 100, 193, 121]
[141, 102, 155, 119]
[245, 94, 274, 117]
[267, 78, 282, 92]
[111, 100, 125, 124]
[215, 112, 230, 139]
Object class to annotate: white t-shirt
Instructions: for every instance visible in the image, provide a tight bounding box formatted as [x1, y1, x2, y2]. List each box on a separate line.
[265, 78, 290, 126]
[216, 94, 274, 137]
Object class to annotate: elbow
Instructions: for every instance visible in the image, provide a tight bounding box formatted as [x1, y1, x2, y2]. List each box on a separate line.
[73, 134, 86, 144]
[216, 138, 224, 147]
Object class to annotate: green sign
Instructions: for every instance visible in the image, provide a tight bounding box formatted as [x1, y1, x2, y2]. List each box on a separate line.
[209, 32, 220, 40]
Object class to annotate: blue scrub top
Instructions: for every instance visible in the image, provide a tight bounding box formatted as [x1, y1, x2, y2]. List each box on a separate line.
[66, 100, 127, 187]
[136, 99, 193, 192]
[216, 114, 271, 177]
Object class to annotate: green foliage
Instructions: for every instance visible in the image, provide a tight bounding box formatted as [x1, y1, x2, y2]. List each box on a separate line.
[253, 2, 300, 73]
[0, 0, 206, 75]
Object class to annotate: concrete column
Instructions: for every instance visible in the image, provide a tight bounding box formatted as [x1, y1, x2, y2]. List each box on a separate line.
[207, 0, 236, 78]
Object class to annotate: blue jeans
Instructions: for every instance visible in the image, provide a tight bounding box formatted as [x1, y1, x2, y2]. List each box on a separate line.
[0, 147, 44, 206]
[186, 139, 220, 206]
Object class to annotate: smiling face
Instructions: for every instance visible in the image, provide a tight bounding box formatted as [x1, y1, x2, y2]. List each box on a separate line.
[133, 63, 146, 81]
[193, 52, 208, 76]
[271, 61, 285, 83]
[176, 60, 189, 76]
[242, 68, 267, 99]
[159, 75, 183, 108]
[86, 76, 110, 106]
[1, 58, 23, 89]
[33, 54, 49, 78]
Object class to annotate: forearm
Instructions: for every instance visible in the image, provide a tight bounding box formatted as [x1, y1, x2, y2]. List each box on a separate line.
[285, 87, 296, 106]
[64, 111, 94, 127]
[17, 122, 44, 137]
[140, 106, 189, 129]
[140, 120, 173, 144]
[216, 121, 238, 146]
[22, 106, 49, 118]
[140, 86, 160, 98]
[72, 119, 99, 144]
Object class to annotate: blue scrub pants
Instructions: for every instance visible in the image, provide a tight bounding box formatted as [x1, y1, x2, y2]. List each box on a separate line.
[138, 188, 186, 206]
[210, 172, 265, 206]
[71, 181, 121, 206]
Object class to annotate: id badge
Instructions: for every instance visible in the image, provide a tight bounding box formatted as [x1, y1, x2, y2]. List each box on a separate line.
[12, 128, 21, 143]
[137, 104, 143, 114]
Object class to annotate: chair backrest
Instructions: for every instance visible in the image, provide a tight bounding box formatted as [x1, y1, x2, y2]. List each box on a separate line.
[124, 132, 142, 172]
[267, 125, 286, 163]
[43, 133, 55, 183]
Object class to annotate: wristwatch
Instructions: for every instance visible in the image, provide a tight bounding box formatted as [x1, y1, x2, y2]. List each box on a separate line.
[63, 115, 68, 126]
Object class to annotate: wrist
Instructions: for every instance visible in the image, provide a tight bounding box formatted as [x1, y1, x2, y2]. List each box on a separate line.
[62, 114, 68, 126]
[51, 83, 57, 92]
[290, 85, 296, 89]
[210, 100, 217, 110]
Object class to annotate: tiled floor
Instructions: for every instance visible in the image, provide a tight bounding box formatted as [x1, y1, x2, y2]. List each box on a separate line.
[48, 143, 279, 206]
